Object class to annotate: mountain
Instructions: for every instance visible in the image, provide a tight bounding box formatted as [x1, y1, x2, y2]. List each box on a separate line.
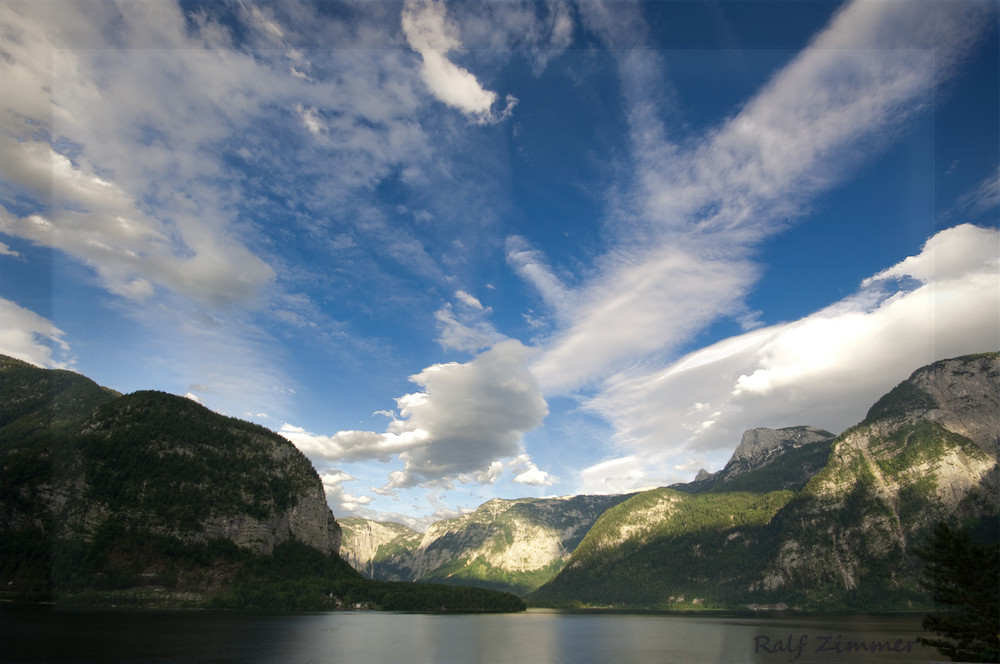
[753, 352, 999, 610]
[0, 356, 525, 612]
[530, 353, 999, 610]
[339, 494, 632, 594]
[339, 427, 837, 597]
[672, 425, 836, 494]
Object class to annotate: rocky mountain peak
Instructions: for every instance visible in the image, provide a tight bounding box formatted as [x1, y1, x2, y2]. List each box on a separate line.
[909, 354, 999, 454]
[675, 425, 836, 494]
[732, 426, 834, 464]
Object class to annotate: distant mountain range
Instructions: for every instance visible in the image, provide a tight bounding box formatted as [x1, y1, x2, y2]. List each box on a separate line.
[341, 353, 1000, 611]
[4, 352, 995, 611]
[341, 493, 631, 594]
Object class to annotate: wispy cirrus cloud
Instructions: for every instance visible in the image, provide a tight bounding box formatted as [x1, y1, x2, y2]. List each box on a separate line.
[521, 0, 993, 395]
[0, 1, 277, 308]
[0, 0, 472, 420]
[580, 224, 1000, 494]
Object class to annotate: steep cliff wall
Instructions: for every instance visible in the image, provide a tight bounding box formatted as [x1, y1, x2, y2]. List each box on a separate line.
[339, 517, 422, 577]
[676, 426, 835, 493]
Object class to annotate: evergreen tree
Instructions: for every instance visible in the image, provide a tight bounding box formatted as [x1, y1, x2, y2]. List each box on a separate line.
[916, 522, 1000, 662]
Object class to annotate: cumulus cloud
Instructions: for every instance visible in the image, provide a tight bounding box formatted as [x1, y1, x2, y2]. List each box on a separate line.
[581, 224, 1000, 494]
[510, 453, 558, 486]
[317, 469, 377, 516]
[401, 0, 517, 124]
[0, 298, 72, 369]
[282, 339, 548, 490]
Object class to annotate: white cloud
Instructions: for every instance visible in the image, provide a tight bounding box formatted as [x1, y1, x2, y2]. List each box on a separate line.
[281, 339, 548, 490]
[577, 455, 652, 495]
[510, 454, 558, 486]
[0, 298, 72, 369]
[0, 0, 463, 428]
[941, 166, 1000, 223]
[454, 290, 485, 310]
[519, 0, 992, 396]
[0, 241, 20, 258]
[447, 0, 575, 76]
[530, 243, 758, 393]
[434, 291, 502, 353]
[476, 460, 505, 484]
[505, 235, 575, 322]
[316, 468, 377, 516]
[863, 223, 999, 287]
[582, 224, 1000, 494]
[0, 2, 277, 309]
[401, 0, 517, 124]
[297, 105, 327, 137]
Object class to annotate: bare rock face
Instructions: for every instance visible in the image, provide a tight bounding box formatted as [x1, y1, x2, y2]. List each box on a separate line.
[676, 425, 836, 493]
[907, 353, 1000, 454]
[338, 518, 421, 577]
[202, 484, 341, 556]
[338, 494, 632, 593]
[733, 426, 834, 465]
[757, 353, 999, 605]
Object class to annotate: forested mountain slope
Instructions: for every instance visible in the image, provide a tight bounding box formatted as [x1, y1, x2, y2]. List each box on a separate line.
[530, 353, 999, 611]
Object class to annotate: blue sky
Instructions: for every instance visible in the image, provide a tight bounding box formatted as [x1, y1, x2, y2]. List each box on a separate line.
[1, 0, 998, 529]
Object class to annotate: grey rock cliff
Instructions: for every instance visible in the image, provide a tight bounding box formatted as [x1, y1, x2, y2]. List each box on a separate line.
[733, 426, 833, 464]
[338, 517, 421, 577]
[339, 494, 631, 593]
[675, 425, 836, 493]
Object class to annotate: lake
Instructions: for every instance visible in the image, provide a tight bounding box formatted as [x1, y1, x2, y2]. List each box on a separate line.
[1, 604, 942, 664]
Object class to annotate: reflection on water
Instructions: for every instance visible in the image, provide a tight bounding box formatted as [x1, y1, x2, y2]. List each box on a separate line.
[1, 604, 938, 664]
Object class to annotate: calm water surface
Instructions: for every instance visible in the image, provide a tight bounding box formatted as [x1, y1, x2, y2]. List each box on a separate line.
[1, 604, 942, 664]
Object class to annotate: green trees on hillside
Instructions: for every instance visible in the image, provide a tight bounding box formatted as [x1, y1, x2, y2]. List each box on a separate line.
[530, 489, 796, 607]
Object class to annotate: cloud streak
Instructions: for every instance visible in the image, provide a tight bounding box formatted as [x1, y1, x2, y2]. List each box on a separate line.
[581, 224, 1000, 494]
[522, 0, 993, 394]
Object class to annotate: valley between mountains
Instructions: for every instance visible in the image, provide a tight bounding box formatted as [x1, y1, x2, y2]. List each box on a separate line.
[2, 352, 997, 611]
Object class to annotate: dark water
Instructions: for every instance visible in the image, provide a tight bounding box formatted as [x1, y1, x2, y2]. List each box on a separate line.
[1, 604, 942, 664]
